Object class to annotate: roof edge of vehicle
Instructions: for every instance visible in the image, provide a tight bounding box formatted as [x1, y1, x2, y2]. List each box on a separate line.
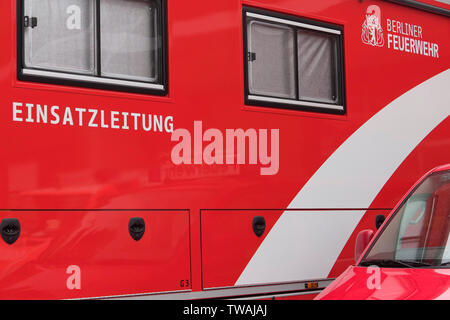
[383, 0, 450, 17]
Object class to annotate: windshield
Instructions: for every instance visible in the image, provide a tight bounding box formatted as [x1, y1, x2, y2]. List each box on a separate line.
[360, 169, 450, 268]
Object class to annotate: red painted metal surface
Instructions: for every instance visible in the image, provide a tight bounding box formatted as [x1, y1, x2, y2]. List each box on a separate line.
[317, 266, 450, 300]
[0, 0, 448, 299]
[275, 293, 319, 300]
[201, 210, 281, 288]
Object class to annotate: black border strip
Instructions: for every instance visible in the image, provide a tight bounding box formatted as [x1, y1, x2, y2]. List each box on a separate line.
[16, 0, 169, 96]
[243, 6, 347, 116]
[96, 0, 101, 77]
[383, 0, 450, 17]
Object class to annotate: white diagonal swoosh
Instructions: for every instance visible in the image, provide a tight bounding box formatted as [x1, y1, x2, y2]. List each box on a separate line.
[236, 69, 450, 285]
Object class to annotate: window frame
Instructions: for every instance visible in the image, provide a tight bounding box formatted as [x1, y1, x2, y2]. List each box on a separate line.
[243, 7, 346, 115]
[16, 0, 168, 96]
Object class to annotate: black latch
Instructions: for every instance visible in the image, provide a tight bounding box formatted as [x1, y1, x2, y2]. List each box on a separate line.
[129, 217, 146, 241]
[375, 214, 386, 230]
[24, 16, 38, 28]
[247, 52, 256, 62]
[1, 218, 21, 245]
[252, 216, 266, 237]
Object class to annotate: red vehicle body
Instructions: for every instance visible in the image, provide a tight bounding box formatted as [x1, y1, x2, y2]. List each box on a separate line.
[0, 0, 449, 299]
[316, 267, 450, 300]
[316, 164, 450, 300]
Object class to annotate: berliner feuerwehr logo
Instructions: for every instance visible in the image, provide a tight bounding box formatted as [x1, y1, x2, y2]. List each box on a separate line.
[361, 5, 384, 47]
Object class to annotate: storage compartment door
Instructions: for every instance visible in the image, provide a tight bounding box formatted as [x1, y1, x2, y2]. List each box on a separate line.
[0, 210, 190, 299]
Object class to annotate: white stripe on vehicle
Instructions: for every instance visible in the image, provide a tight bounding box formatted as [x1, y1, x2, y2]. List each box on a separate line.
[236, 69, 450, 286]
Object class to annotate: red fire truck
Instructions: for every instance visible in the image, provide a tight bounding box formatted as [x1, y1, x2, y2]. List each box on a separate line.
[0, 0, 448, 299]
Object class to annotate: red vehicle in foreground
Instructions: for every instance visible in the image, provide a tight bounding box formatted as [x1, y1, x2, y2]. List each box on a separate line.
[0, 0, 449, 299]
[316, 164, 450, 300]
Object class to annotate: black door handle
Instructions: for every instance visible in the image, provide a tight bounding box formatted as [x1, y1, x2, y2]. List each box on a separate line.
[129, 217, 145, 241]
[1, 218, 21, 245]
[375, 214, 386, 230]
[252, 216, 266, 237]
